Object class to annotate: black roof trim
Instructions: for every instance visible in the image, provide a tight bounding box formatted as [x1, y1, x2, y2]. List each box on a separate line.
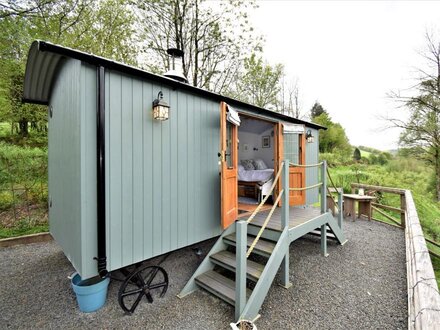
[37, 41, 326, 130]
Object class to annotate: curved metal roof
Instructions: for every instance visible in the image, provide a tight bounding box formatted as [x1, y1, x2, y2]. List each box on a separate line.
[23, 40, 326, 130]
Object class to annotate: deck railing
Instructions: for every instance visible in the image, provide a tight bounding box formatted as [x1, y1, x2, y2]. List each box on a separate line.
[351, 183, 440, 328]
[235, 160, 290, 320]
[351, 183, 406, 228]
[290, 160, 344, 227]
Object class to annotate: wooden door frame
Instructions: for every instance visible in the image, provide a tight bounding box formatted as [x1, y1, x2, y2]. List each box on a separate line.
[220, 102, 239, 229]
[288, 133, 306, 206]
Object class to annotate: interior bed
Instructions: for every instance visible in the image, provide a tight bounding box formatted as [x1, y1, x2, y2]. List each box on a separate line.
[238, 161, 274, 202]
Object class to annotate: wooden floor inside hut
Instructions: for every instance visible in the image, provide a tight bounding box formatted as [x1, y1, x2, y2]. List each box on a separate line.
[245, 206, 322, 231]
[237, 202, 273, 219]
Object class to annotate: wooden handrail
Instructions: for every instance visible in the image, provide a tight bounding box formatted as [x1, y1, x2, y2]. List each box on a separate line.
[404, 190, 440, 329]
[351, 183, 406, 195]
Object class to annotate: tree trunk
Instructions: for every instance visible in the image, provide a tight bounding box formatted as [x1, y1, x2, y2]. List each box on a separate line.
[19, 120, 28, 137]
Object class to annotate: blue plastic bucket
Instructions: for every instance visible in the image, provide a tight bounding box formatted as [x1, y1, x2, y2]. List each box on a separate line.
[71, 273, 110, 313]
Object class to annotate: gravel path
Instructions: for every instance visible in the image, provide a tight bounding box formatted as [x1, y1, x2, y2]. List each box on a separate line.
[0, 219, 407, 329]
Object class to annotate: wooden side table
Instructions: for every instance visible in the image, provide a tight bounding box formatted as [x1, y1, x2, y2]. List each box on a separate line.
[343, 194, 375, 221]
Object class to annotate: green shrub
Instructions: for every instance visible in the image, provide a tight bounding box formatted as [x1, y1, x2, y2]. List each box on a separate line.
[0, 191, 14, 210]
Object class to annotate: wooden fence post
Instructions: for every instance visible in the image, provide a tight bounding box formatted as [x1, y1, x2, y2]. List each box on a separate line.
[400, 194, 406, 229]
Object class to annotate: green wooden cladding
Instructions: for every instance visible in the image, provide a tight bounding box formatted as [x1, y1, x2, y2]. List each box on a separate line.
[47, 58, 321, 279]
[104, 69, 222, 274]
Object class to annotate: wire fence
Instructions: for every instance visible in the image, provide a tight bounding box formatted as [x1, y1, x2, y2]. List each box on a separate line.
[0, 155, 48, 237]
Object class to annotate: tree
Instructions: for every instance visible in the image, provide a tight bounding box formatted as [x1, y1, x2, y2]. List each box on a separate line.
[0, 0, 138, 136]
[353, 148, 361, 161]
[278, 76, 302, 118]
[312, 110, 351, 154]
[135, 0, 262, 93]
[310, 101, 327, 119]
[228, 53, 283, 109]
[388, 31, 440, 200]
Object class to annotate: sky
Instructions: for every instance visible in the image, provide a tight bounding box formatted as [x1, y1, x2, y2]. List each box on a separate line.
[247, 0, 440, 150]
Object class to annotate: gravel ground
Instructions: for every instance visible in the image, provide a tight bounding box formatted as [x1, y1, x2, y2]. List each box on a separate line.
[0, 218, 407, 330]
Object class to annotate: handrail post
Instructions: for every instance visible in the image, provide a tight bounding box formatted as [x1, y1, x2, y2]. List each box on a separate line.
[281, 160, 289, 229]
[338, 189, 343, 230]
[400, 194, 406, 229]
[280, 160, 292, 288]
[321, 160, 327, 214]
[235, 220, 247, 321]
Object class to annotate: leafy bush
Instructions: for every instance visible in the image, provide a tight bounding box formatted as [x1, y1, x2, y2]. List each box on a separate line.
[0, 191, 14, 210]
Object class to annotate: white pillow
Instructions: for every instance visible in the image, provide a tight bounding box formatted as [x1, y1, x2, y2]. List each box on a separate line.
[254, 159, 268, 170]
[241, 159, 255, 170]
[238, 164, 245, 173]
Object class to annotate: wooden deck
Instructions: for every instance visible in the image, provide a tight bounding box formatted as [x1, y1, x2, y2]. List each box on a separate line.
[248, 206, 322, 231]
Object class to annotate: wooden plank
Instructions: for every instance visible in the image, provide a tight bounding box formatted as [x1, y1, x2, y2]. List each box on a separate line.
[351, 183, 405, 195]
[425, 237, 440, 249]
[371, 202, 404, 214]
[371, 206, 401, 226]
[142, 81, 154, 259]
[121, 75, 134, 266]
[400, 194, 406, 229]
[404, 190, 440, 329]
[371, 217, 403, 229]
[428, 249, 440, 259]
[210, 251, 264, 282]
[108, 72, 123, 270]
[195, 270, 251, 306]
[131, 78, 144, 262]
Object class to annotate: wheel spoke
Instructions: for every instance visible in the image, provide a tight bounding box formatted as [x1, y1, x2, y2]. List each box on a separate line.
[121, 287, 143, 298]
[135, 272, 146, 287]
[129, 291, 145, 313]
[145, 292, 154, 303]
[149, 282, 167, 290]
[118, 266, 169, 314]
[146, 267, 160, 286]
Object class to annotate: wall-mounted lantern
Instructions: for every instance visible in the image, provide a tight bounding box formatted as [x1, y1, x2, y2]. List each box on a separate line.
[152, 91, 170, 121]
[306, 129, 314, 143]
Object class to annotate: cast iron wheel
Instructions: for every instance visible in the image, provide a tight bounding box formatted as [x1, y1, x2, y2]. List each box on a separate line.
[118, 265, 169, 314]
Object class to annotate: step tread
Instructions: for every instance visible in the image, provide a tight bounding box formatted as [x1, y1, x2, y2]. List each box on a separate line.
[223, 234, 276, 256]
[310, 229, 336, 238]
[210, 250, 264, 281]
[195, 270, 251, 306]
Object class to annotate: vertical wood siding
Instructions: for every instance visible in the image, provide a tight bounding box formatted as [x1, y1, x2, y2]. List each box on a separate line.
[80, 64, 98, 278]
[49, 60, 85, 277]
[305, 129, 319, 204]
[102, 69, 221, 272]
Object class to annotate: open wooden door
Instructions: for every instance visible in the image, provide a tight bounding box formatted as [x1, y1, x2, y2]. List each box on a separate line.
[220, 102, 238, 229]
[288, 133, 306, 206]
[274, 122, 284, 206]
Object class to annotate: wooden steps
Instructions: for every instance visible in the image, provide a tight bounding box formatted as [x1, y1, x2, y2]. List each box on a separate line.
[223, 234, 276, 258]
[309, 227, 337, 240]
[195, 270, 251, 306]
[210, 250, 264, 282]
[193, 233, 272, 307]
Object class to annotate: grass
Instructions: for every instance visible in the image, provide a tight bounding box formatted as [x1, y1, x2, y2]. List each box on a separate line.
[0, 224, 48, 239]
[0, 139, 48, 240]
